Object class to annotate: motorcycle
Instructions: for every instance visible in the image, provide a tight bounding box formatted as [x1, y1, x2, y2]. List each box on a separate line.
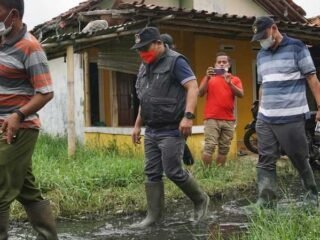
[244, 100, 320, 169]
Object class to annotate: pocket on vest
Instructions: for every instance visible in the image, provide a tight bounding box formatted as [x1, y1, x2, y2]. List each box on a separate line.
[150, 97, 177, 122]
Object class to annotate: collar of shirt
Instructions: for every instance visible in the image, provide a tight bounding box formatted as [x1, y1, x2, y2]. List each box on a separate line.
[3, 24, 27, 46]
[262, 34, 289, 53]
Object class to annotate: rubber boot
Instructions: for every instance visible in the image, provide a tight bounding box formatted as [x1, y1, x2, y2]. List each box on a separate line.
[0, 211, 9, 240]
[24, 200, 58, 240]
[300, 163, 318, 207]
[176, 176, 209, 222]
[130, 181, 164, 228]
[256, 168, 277, 208]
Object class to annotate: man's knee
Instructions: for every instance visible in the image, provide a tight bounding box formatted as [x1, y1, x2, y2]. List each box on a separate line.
[164, 168, 187, 183]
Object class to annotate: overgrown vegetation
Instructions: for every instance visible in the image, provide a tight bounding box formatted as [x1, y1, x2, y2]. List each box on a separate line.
[243, 206, 320, 240]
[10, 134, 295, 221]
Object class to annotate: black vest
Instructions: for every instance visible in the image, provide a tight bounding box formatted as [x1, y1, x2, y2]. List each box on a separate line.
[137, 49, 187, 129]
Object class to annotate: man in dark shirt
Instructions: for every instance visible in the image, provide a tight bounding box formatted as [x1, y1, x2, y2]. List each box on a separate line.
[131, 27, 209, 228]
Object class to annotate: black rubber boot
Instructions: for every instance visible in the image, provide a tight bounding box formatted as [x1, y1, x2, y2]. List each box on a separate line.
[24, 200, 59, 240]
[300, 163, 318, 207]
[176, 176, 209, 222]
[0, 211, 9, 240]
[256, 168, 277, 208]
[130, 181, 164, 228]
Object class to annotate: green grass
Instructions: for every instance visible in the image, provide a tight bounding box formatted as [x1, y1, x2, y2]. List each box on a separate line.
[243, 207, 320, 240]
[10, 134, 294, 220]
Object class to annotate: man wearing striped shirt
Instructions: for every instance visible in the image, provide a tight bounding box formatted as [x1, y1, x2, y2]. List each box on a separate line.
[251, 16, 320, 208]
[0, 0, 58, 239]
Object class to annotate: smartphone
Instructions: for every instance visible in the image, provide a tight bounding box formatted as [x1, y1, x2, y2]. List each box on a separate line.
[214, 68, 226, 75]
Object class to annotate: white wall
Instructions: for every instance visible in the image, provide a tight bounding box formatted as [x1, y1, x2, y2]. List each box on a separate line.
[193, 0, 268, 16]
[39, 54, 85, 143]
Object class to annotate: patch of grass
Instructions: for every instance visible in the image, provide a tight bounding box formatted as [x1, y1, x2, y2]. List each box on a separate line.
[244, 207, 320, 240]
[10, 134, 295, 219]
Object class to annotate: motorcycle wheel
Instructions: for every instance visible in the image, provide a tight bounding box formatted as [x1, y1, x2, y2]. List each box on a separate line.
[244, 128, 258, 154]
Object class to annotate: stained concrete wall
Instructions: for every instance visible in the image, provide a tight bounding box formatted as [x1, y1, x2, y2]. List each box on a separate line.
[38, 54, 85, 142]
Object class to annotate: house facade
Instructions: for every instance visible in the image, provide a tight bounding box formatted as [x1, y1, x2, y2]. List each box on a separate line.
[34, 0, 320, 158]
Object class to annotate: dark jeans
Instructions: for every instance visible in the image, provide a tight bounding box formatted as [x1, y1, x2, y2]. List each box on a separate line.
[256, 119, 312, 171]
[0, 129, 43, 212]
[144, 134, 189, 183]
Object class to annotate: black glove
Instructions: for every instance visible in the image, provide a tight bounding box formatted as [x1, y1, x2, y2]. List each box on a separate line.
[183, 144, 194, 166]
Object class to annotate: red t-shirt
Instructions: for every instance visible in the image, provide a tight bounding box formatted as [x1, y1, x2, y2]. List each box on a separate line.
[204, 75, 243, 121]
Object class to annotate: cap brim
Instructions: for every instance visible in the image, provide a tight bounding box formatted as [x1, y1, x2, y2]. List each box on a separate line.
[131, 39, 155, 50]
[251, 30, 266, 42]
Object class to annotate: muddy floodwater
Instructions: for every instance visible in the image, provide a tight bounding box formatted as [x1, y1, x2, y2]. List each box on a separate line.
[9, 193, 253, 240]
[9, 172, 320, 240]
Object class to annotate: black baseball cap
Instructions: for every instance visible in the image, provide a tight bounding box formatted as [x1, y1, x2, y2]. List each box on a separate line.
[131, 27, 161, 50]
[251, 16, 275, 42]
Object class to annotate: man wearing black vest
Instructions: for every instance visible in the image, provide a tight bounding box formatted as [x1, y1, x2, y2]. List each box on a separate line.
[131, 27, 209, 228]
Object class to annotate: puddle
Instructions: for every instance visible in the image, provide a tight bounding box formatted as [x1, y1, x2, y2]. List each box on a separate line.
[8, 172, 320, 239]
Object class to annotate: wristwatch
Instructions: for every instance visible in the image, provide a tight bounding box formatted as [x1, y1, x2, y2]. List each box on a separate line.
[184, 112, 195, 120]
[13, 109, 26, 122]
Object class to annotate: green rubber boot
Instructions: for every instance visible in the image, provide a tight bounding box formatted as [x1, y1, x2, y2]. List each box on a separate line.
[0, 211, 9, 240]
[130, 181, 164, 228]
[24, 200, 58, 240]
[176, 176, 209, 222]
[256, 168, 277, 208]
[300, 164, 318, 207]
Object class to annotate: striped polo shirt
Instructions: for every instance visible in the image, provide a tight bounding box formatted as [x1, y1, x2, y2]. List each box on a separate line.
[0, 25, 53, 129]
[257, 34, 316, 124]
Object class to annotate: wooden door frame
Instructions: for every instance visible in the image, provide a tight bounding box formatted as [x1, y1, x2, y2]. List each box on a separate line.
[110, 71, 119, 127]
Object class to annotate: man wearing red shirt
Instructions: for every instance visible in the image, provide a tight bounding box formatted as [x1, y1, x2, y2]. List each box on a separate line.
[199, 52, 244, 167]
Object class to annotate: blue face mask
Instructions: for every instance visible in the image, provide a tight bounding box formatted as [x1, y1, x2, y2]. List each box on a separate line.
[259, 35, 275, 50]
[0, 9, 14, 36]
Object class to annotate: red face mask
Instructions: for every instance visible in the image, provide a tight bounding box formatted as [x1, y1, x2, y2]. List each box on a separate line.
[139, 50, 157, 64]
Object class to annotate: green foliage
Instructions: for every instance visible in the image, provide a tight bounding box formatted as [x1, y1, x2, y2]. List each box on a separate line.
[12, 134, 145, 217]
[245, 207, 320, 240]
[10, 134, 290, 220]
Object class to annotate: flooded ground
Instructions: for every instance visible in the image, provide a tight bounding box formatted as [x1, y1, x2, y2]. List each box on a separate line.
[9, 172, 320, 240]
[9, 191, 253, 240]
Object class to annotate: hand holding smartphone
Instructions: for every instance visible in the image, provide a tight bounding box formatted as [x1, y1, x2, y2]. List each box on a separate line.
[206, 67, 215, 76]
[214, 68, 226, 75]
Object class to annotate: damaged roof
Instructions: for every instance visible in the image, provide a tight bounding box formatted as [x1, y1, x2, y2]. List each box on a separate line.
[41, 2, 320, 57]
[31, 0, 103, 38]
[32, 0, 310, 39]
[253, 0, 307, 22]
[309, 16, 320, 27]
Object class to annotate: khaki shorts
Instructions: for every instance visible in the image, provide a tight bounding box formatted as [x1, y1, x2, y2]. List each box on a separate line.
[203, 119, 235, 156]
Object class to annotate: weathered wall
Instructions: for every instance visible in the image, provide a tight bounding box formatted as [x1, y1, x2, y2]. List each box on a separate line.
[39, 55, 85, 142]
[193, 0, 268, 16]
[85, 129, 238, 160]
